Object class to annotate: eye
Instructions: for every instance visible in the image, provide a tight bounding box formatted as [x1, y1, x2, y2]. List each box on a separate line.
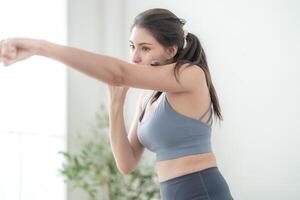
[142, 47, 150, 52]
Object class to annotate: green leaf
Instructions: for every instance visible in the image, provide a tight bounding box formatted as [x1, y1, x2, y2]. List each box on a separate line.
[59, 103, 160, 200]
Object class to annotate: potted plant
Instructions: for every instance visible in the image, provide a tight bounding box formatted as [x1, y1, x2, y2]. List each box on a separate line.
[59, 104, 160, 200]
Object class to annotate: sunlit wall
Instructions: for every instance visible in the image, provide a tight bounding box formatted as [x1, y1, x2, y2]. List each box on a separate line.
[0, 0, 67, 200]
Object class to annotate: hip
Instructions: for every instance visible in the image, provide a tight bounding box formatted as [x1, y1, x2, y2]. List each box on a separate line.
[159, 166, 234, 200]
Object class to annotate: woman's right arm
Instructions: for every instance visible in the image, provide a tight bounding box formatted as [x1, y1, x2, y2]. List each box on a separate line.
[108, 92, 145, 175]
[0, 38, 204, 93]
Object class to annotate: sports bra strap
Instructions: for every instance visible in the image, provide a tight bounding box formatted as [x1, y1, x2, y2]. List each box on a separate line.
[198, 102, 212, 120]
[207, 113, 213, 126]
[206, 107, 213, 125]
[143, 93, 153, 109]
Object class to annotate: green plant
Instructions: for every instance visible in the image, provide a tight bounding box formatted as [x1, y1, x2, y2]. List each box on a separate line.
[59, 104, 160, 200]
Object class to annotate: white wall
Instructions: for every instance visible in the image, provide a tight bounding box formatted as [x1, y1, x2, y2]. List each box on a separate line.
[67, 0, 130, 199]
[0, 0, 67, 200]
[67, 0, 300, 199]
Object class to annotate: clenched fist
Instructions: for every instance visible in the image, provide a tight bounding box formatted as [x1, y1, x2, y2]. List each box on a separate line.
[0, 38, 41, 66]
[106, 84, 130, 106]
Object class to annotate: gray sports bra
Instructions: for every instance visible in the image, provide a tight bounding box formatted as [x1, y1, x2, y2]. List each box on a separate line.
[137, 92, 213, 161]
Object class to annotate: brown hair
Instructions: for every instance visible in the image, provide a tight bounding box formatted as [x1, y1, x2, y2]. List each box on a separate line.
[131, 8, 223, 124]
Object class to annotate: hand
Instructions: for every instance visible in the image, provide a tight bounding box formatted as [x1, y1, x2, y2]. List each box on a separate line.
[0, 38, 41, 66]
[106, 84, 129, 106]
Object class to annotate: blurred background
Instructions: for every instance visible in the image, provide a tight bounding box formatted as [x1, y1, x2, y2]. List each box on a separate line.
[0, 0, 299, 199]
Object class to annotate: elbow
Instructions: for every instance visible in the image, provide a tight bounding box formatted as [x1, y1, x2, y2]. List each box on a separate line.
[117, 161, 137, 175]
[120, 169, 131, 176]
[118, 166, 134, 176]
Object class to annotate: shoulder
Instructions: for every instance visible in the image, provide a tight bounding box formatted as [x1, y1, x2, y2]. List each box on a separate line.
[178, 63, 206, 81]
[175, 63, 207, 91]
[121, 62, 206, 93]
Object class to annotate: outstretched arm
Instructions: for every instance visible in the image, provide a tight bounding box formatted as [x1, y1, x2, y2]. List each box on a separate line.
[0, 38, 123, 85]
[0, 38, 205, 93]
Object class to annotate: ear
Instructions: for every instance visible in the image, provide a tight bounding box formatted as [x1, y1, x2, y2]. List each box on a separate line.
[165, 45, 178, 59]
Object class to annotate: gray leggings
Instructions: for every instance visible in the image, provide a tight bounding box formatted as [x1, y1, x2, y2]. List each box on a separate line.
[159, 167, 234, 200]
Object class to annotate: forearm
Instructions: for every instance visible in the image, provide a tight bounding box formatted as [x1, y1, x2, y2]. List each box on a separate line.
[37, 40, 124, 85]
[108, 104, 137, 174]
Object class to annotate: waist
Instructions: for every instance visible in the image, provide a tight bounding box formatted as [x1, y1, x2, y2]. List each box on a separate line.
[155, 152, 217, 182]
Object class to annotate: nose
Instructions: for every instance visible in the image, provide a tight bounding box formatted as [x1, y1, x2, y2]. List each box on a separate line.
[130, 50, 141, 64]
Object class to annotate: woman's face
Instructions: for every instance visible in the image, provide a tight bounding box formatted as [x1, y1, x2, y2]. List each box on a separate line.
[129, 26, 175, 65]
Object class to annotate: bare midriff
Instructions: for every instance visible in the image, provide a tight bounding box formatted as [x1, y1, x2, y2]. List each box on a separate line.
[155, 152, 217, 183]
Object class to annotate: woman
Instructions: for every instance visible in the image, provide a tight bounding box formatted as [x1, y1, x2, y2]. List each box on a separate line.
[0, 8, 233, 200]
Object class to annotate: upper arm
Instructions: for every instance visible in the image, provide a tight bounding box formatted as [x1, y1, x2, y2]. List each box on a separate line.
[127, 92, 146, 165]
[120, 62, 205, 93]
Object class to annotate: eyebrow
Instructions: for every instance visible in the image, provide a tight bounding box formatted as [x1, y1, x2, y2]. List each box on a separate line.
[129, 40, 153, 46]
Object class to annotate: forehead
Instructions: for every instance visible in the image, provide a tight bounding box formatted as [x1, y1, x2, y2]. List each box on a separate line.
[129, 26, 159, 45]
